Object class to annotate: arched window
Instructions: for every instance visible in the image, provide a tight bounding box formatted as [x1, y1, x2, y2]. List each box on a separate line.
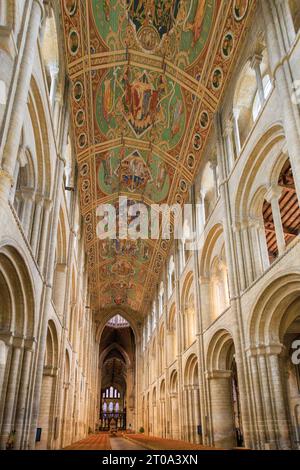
[211, 251, 230, 318]
[41, 7, 59, 104]
[252, 75, 272, 121]
[13, 147, 36, 239]
[231, 47, 271, 160]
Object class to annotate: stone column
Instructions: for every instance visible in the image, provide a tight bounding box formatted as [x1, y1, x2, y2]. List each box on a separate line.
[49, 64, 59, 109]
[0, 0, 44, 199]
[233, 224, 246, 291]
[53, 91, 62, 138]
[30, 194, 44, 257]
[187, 386, 193, 441]
[161, 400, 166, 437]
[196, 191, 206, 235]
[275, 0, 296, 47]
[267, 348, 291, 449]
[265, 185, 285, 256]
[232, 108, 241, 156]
[251, 54, 265, 107]
[257, 219, 270, 271]
[224, 120, 235, 173]
[0, 340, 7, 402]
[14, 342, 34, 449]
[21, 188, 35, 237]
[193, 387, 201, 443]
[241, 221, 254, 285]
[215, 113, 254, 448]
[0, 343, 22, 449]
[257, 353, 277, 447]
[210, 159, 219, 199]
[182, 387, 189, 441]
[38, 199, 52, 272]
[249, 218, 264, 278]
[52, 263, 67, 318]
[170, 394, 179, 439]
[248, 353, 267, 449]
[207, 370, 236, 449]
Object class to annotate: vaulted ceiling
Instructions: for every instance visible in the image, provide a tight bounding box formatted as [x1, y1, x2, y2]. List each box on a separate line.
[60, 0, 255, 315]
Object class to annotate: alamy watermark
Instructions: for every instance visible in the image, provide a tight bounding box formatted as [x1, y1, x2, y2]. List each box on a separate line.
[291, 340, 300, 365]
[96, 196, 200, 249]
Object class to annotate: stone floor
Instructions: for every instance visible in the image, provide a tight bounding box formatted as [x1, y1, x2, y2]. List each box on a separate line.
[110, 437, 146, 450]
[64, 433, 111, 450]
[124, 434, 217, 450]
[64, 433, 217, 450]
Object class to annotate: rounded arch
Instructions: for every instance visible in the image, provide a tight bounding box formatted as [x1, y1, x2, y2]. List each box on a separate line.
[181, 271, 194, 302]
[44, 319, 59, 371]
[206, 328, 235, 372]
[206, 329, 243, 449]
[199, 160, 217, 219]
[0, 244, 35, 338]
[170, 369, 178, 394]
[199, 224, 229, 323]
[152, 386, 157, 405]
[28, 75, 52, 197]
[168, 303, 176, 331]
[199, 223, 223, 277]
[232, 44, 271, 146]
[160, 378, 166, 397]
[181, 272, 196, 349]
[184, 353, 199, 386]
[248, 272, 300, 347]
[64, 348, 71, 384]
[234, 124, 285, 222]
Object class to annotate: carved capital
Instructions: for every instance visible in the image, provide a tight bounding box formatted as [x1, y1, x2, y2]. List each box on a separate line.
[265, 184, 283, 203]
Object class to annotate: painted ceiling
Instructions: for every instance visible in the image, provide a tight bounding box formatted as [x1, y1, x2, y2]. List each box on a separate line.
[60, 0, 255, 315]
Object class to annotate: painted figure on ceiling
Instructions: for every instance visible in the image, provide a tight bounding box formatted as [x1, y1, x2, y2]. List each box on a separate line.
[119, 71, 168, 135]
[103, 0, 110, 21]
[126, 0, 181, 39]
[116, 151, 152, 192]
[102, 152, 114, 185]
[171, 99, 183, 137]
[188, 0, 206, 46]
[155, 162, 167, 191]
